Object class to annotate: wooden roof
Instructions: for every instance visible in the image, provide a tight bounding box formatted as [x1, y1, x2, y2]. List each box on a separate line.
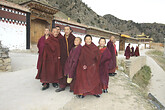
[0, 0, 30, 12]
[20, 0, 59, 14]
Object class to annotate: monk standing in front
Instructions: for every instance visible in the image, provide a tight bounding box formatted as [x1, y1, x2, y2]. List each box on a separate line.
[74, 35, 102, 98]
[100, 36, 116, 93]
[36, 28, 49, 71]
[56, 25, 75, 92]
[36, 28, 62, 90]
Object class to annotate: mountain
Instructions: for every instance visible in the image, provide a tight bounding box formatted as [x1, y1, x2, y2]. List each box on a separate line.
[6, 0, 165, 43]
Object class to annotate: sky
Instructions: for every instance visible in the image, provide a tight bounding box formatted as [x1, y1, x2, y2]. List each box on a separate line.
[82, 0, 165, 24]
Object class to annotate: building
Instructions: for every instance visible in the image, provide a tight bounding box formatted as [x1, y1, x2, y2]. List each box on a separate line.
[0, 0, 30, 50]
[0, 0, 153, 52]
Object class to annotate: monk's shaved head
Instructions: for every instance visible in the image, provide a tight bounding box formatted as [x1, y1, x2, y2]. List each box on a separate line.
[110, 36, 115, 42]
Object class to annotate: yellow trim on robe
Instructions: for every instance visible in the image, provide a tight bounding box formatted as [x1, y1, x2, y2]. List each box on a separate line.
[65, 35, 69, 57]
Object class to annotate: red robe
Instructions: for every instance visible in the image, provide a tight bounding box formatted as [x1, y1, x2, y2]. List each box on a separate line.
[36, 34, 62, 83]
[59, 33, 75, 88]
[124, 46, 131, 59]
[64, 45, 82, 91]
[57, 33, 63, 39]
[131, 47, 134, 56]
[37, 35, 46, 69]
[99, 41, 116, 89]
[135, 46, 140, 56]
[99, 46, 106, 57]
[74, 42, 102, 96]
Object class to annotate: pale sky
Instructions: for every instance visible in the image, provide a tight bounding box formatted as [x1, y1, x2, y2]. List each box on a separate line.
[82, 0, 165, 24]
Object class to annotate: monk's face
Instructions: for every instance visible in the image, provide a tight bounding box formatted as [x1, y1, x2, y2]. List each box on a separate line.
[99, 39, 106, 47]
[45, 29, 49, 36]
[53, 29, 58, 37]
[52, 28, 56, 35]
[110, 36, 115, 42]
[74, 38, 81, 46]
[85, 36, 92, 45]
[56, 27, 61, 34]
[64, 26, 71, 36]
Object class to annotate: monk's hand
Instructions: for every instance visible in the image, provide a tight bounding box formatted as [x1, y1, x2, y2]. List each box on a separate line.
[83, 65, 87, 70]
[58, 57, 60, 59]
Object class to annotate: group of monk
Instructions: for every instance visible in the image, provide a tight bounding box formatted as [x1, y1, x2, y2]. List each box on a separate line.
[124, 43, 140, 59]
[36, 25, 117, 98]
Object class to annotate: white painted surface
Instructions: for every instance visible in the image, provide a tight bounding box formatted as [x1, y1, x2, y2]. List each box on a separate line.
[0, 21, 26, 50]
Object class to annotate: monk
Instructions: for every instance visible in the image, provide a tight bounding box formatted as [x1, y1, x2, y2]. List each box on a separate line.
[74, 34, 102, 98]
[113, 39, 118, 75]
[56, 26, 63, 39]
[64, 37, 82, 92]
[98, 37, 106, 56]
[36, 28, 62, 90]
[37, 28, 49, 70]
[100, 36, 116, 93]
[56, 25, 75, 92]
[124, 43, 131, 59]
[131, 46, 134, 56]
[135, 45, 140, 57]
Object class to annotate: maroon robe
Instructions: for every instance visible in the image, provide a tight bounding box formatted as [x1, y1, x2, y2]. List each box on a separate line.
[74, 42, 102, 96]
[59, 33, 75, 88]
[37, 35, 46, 69]
[57, 33, 63, 39]
[99, 46, 106, 57]
[64, 45, 82, 91]
[99, 41, 116, 89]
[131, 47, 134, 56]
[124, 46, 131, 59]
[36, 34, 62, 83]
[135, 46, 140, 56]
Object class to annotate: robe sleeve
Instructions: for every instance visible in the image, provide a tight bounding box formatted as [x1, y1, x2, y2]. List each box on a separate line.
[68, 49, 81, 78]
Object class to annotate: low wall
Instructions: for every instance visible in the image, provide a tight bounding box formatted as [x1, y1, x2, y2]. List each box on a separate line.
[121, 56, 147, 79]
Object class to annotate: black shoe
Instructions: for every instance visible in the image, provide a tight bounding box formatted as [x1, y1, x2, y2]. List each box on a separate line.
[42, 83, 49, 90]
[103, 89, 108, 93]
[52, 83, 58, 88]
[94, 94, 100, 98]
[109, 73, 114, 76]
[77, 95, 85, 98]
[55, 88, 65, 92]
[113, 73, 117, 76]
[69, 90, 73, 92]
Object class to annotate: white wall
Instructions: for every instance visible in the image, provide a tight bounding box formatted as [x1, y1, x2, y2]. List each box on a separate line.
[61, 32, 120, 51]
[0, 21, 26, 50]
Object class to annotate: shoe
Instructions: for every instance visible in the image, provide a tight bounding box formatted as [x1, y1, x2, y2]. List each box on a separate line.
[94, 94, 100, 98]
[69, 90, 73, 92]
[113, 73, 117, 76]
[42, 83, 49, 90]
[77, 95, 85, 98]
[52, 83, 58, 88]
[103, 89, 108, 93]
[55, 88, 65, 92]
[109, 73, 114, 76]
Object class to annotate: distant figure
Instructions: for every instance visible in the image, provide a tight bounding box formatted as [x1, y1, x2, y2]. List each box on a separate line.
[131, 46, 134, 56]
[55, 26, 63, 39]
[124, 43, 131, 59]
[74, 35, 102, 98]
[36, 28, 62, 90]
[56, 25, 75, 92]
[135, 45, 140, 57]
[64, 37, 82, 92]
[99, 36, 116, 93]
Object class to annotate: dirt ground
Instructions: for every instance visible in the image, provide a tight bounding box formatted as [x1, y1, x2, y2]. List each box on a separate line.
[0, 51, 156, 110]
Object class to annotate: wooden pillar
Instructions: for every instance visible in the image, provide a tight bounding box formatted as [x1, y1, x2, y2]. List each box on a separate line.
[119, 37, 126, 51]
